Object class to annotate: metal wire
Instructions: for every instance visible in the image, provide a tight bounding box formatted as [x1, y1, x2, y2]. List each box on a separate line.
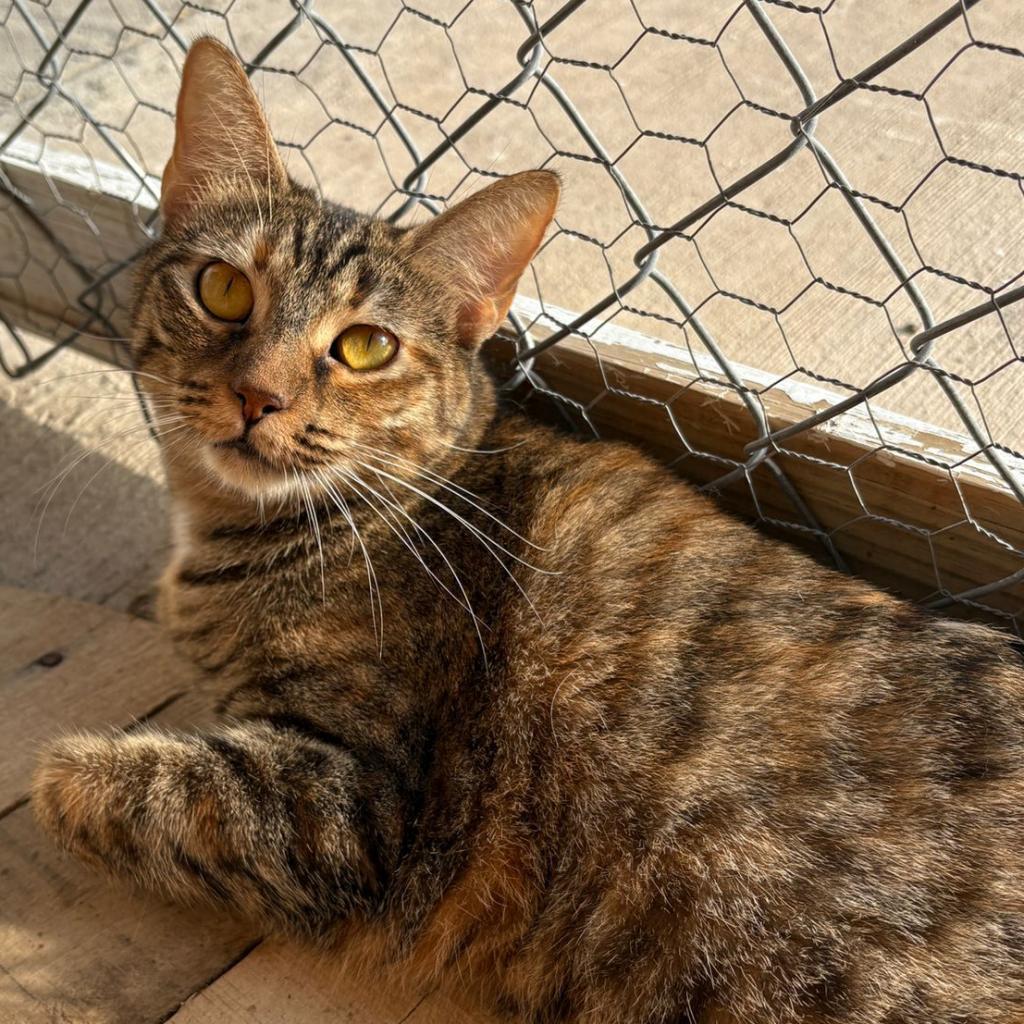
[0, 0, 1021, 632]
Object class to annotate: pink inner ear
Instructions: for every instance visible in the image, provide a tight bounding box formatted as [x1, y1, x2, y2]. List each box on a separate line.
[411, 171, 560, 347]
[161, 37, 285, 224]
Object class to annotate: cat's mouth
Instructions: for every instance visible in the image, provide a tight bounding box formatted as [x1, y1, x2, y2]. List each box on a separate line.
[204, 435, 295, 493]
[212, 436, 280, 469]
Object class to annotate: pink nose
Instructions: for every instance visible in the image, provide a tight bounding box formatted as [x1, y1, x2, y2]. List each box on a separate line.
[232, 382, 287, 425]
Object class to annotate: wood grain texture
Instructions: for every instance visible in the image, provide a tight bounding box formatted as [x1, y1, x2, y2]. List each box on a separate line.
[0, 586, 255, 1024]
[493, 330, 1024, 621]
[0, 586, 194, 812]
[167, 941, 404, 1023]
[0, 804, 257, 1024]
[167, 940, 491, 1024]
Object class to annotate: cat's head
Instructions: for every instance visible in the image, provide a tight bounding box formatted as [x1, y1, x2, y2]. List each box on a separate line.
[132, 37, 557, 501]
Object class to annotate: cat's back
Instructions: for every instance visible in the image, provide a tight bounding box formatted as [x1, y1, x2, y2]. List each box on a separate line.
[455, 412, 1024, 1023]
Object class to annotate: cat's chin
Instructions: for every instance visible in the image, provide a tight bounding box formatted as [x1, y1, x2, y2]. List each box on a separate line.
[201, 442, 296, 500]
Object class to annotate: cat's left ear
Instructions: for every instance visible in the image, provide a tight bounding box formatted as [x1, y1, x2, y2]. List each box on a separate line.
[406, 171, 560, 347]
[161, 37, 287, 224]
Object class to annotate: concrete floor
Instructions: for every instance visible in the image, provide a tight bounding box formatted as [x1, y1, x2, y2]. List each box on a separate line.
[0, 342, 167, 612]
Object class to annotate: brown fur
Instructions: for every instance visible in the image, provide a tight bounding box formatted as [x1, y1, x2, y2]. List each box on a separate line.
[34, 38, 1024, 1024]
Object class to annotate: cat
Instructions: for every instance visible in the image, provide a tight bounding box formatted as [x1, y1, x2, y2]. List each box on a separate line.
[33, 37, 1024, 1024]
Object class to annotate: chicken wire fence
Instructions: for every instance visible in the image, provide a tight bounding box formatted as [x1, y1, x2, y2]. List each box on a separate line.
[1, 0, 1023, 631]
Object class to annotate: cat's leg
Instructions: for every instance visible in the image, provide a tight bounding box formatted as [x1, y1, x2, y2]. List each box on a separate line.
[32, 721, 390, 936]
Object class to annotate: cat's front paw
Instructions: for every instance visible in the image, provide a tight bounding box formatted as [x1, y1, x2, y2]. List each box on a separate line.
[32, 733, 139, 869]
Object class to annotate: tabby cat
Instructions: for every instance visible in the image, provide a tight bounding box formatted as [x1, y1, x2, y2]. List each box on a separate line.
[34, 38, 1024, 1024]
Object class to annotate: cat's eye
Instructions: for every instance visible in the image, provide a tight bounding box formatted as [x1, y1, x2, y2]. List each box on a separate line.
[332, 324, 399, 372]
[197, 261, 253, 322]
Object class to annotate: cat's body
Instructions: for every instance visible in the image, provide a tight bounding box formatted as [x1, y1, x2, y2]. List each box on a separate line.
[158, 394, 1024, 1024]
[33, 38, 1024, 1024]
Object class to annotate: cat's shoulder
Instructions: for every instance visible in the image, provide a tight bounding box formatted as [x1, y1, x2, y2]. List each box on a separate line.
[488, 408, 723, 524]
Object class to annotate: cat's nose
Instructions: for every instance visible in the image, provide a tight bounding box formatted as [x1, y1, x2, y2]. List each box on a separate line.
[232, 382, 288, 425]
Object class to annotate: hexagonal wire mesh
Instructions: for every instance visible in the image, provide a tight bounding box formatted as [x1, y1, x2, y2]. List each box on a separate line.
[1, 0, 1022, 631]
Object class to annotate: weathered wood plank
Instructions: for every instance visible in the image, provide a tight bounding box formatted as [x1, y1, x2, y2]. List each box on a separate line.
[0, 587, 257, 1024]
[166, 940, 499, 1024]
[167, 941, 425, 1024]
[0, 587, 496, 1024]
[493, 327, 1024, 622]
[0, 586, 195, 812]
[0, 803, 257, 1024]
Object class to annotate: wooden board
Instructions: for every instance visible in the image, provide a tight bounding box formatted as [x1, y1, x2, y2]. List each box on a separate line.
[0, 806, 258, 1024]
[0, 586, 496, 1024]
[167, 939, 493, 1024]
[0, 587, 253, 1023]
[491, 323, 1024, 623]
[168, 941, 427, 1023]
[0, 587, 193, 813]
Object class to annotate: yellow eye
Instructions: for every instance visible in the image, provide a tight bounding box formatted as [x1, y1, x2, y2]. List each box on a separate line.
[333, 324, 399, 371]
[197, 261, 253, 322]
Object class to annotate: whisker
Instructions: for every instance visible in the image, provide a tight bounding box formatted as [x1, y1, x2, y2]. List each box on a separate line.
[354, 441, 501, 507]
[352, 443, 547, 552]
[61, 423, 190, 536]
[336, 467, 490, 662]
[33, 367, 177, 388]
[70, 396, 179, 435]
[34, 416, 186, 562]
[353, 459, 554, 576]
[296, 470, 327, 603]
[440, 438, 528, 455]
[34, 414, 183, 501]
[41, 326, 139, 345]
[311, 468, 384, 654]
[57, 394, 180, 404]
[351, 460, 545, 625]
[321, 471, 357, 566]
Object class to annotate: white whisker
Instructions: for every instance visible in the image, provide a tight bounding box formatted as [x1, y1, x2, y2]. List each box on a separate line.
[312, 468, 384, 654]
[353, 458, 553, 577]
[336, 467, 490, 664]
[34, 415, 187, 562]
[34, 415, 181, 505]
[352, 442, 548, 552]
[440, 438, 527, 455]
[61, 423, 189, 536]
[349, 459, 545, 626]
[296, 470, 327, 603]
[33, 367, 177, 388]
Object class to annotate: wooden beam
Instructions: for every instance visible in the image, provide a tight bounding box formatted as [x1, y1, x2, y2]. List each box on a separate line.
[490, 304, 1024, 623]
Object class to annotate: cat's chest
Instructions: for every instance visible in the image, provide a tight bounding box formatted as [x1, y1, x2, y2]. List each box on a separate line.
[172, 559, 379, 628]
[162, 511, 401, 678]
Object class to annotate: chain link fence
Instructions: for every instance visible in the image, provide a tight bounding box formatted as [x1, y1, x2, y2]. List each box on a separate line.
[1, 0, 1022, 632]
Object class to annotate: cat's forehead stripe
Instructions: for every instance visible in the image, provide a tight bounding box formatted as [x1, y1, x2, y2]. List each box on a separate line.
[292, 219, 306, 267]
[301, 217, 336, 286]
[324, 242, 369, 281]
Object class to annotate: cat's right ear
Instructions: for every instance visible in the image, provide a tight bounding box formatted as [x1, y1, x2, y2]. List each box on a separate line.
[161, 37, 287, 224]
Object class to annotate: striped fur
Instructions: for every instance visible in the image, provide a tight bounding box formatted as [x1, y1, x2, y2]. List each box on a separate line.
[34, 39, 1024, 1024]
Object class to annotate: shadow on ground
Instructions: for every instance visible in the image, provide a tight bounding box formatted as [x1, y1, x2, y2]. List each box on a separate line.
[0, 397, 168, 613]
